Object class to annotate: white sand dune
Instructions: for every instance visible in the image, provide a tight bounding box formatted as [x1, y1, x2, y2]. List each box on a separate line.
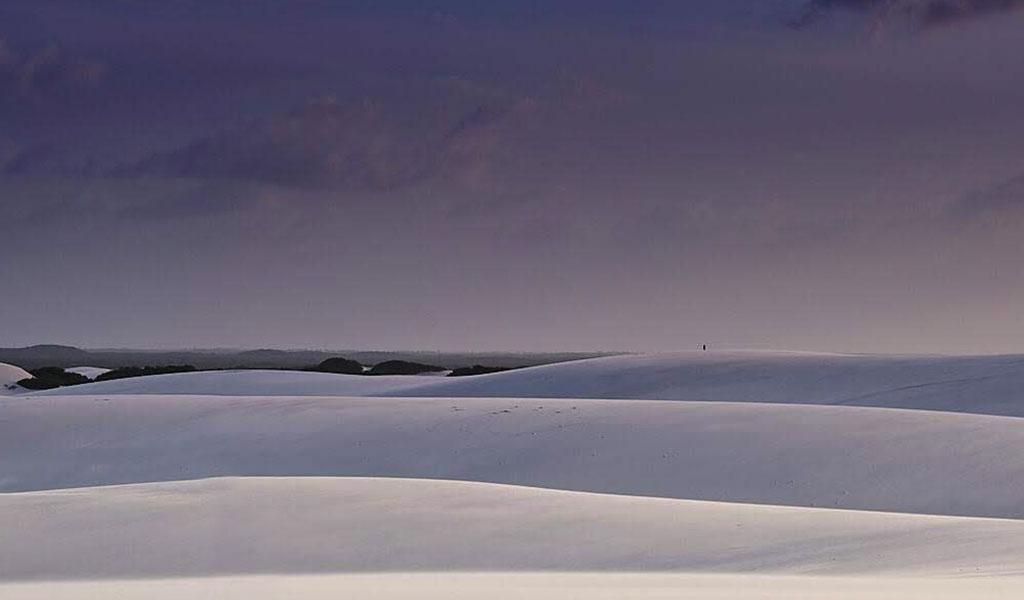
[4, 395, 1024, 519]
[0, 362, 30, 395]
[3, 477, 1024, 580]
[33, 352, 1024, 417]
[8, 352, 1024, 598]
[64, 366, 112, 379]
[28, 368, 440, 397]
[399, 352, 1024, 415]
[5, 573, 1024, 600]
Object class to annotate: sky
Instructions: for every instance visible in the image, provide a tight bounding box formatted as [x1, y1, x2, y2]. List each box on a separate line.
[2, 0, 1024, 353]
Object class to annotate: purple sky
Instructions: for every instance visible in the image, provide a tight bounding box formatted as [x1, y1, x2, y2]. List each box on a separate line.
[2, 1, 1024, 353]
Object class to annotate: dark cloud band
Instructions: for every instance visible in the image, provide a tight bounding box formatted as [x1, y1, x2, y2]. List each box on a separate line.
[796, 0, 1024, 28]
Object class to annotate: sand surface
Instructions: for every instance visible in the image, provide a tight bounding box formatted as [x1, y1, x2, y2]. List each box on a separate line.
[34, 351, 1024, 417]
[4, 352, 1024, 598]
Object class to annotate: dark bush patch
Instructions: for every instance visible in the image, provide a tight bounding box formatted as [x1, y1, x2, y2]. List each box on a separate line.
[307, 356, 364, 375]
[448, 365, 514, 377]
[16, 378, 58, 390]
[17, 367, 91, 390]
[367, 360, 446, 376]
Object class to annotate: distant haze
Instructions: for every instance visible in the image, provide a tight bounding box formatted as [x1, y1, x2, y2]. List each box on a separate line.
[2, 1, 1024, 353]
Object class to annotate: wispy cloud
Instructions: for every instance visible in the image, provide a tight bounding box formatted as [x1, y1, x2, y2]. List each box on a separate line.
[950, 172, 1024, 220]
[123, 92, 522, 190]
[794, 0, 1024, 29]
[0, 39, 106, 102]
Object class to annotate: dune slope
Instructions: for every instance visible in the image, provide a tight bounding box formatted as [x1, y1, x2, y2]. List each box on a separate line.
[27, 368, 436, 397]
[3, 477, 1024, 581]
[396, 352, 1024, 416]
[8, 353, 1024, 598]
[64, 366, 112, 379]
[4, 395, 1024, 519]
[33, 352, 1024, 417]
[0, 362, 30, 395]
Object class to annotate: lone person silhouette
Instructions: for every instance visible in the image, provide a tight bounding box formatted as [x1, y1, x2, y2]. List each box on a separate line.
[702, 344, 707, 351]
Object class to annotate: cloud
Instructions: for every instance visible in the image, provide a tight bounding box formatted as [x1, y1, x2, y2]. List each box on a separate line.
[0, 136, 17, 169]
[0, 140, 99, 176]
[794, 0, 1024, 29]
[0, 39, 106, 102]
[124, 92, 522, 190]
[950, 173, 1024, 220]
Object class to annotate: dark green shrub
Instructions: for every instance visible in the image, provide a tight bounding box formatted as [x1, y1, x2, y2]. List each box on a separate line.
[448, 365, 513, 377]
[367, 360, 446, 376]
[307, 357, 364, 375]
[17, 367, 91, 390]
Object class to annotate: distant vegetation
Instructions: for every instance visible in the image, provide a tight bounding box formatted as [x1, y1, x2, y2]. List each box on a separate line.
[307, 357, 364, 375]
[17, 367, 90, 390]
[17, 364, 200, 390]
[448, 365, 514, 377]
[367, 360, 447, 376]
[11, 353, 530, 392]
[0, 344, 611, 371]
[307, 356, 516, 377]
[94, 365, 198, 382]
